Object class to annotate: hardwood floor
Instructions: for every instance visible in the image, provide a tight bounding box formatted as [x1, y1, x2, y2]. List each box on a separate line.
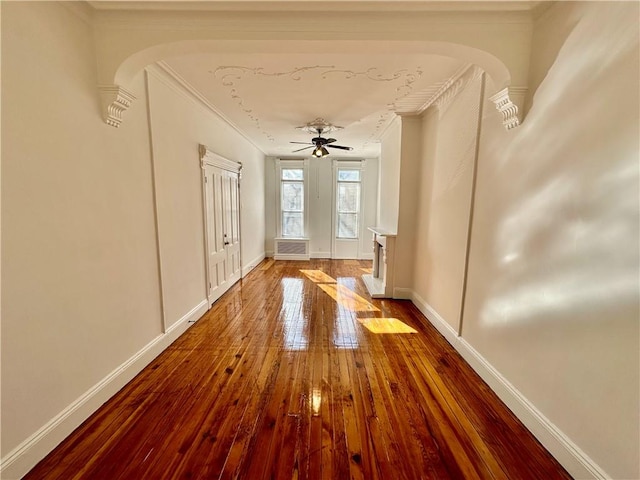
[24, 260, 572, 480]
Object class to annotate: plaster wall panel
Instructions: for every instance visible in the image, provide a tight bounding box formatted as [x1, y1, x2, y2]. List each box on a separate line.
[1, 0, 161, 462]
[462, 3, 639, 477]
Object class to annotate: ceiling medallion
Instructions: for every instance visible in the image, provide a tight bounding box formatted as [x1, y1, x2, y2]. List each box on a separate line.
[296, 118, 343, 134]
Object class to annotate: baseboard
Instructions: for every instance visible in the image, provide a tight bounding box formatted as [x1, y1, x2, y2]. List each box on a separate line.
[242, 252, 266, 277]
[310, 252, 332, 259]
[409, 290, 460, 346]
[392, 287, 413, 299]
[456, 338, 608, 479]
[0, 300, 208, 480]
[406, 289, 608, 480]
[273, 254, 310, 261]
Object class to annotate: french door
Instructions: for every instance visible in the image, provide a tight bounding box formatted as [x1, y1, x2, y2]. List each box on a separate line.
[332, 161, 364, 259]
[201, 146, 242, 306]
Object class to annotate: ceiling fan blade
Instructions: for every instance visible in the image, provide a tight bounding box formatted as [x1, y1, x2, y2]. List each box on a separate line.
[292, 145, 315, 153]
[326, 145, 353, 151]
[325, 138, 337, 144]
[290, 141, 313, 145]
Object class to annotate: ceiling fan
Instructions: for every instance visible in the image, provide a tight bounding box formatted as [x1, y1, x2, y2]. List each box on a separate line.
[290, 127, 353, 157]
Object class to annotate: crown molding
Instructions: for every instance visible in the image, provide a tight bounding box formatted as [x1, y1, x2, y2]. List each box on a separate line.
[89, 1, 542, 14]
[98, 85, 136, 128]
[148, 62, 266, 155]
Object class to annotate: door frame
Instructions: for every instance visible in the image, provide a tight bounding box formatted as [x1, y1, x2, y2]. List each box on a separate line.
[331, 159, 366, 259]
[199, 144, 243, 307]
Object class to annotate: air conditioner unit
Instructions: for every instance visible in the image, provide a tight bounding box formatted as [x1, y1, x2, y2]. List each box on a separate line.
[274, 238, 310, 260]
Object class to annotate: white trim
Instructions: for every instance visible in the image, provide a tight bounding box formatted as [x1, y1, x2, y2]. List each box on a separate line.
[199, 144, 242, 173]
[275, 159, 309, 239]
[457, 338, 609, 480]
[311, 252, 332, 259]
[0, 300, 208, 480]
[404, 289, 609, 480]
[409, 289, 460, 346]
[392, 287, 413, 300]
[332, 160, 365, 259]
[143, 70, 168, 334]
[273, 254, 310, 261]
[242, 252, 266, 277]
[199, 147, 243, 305]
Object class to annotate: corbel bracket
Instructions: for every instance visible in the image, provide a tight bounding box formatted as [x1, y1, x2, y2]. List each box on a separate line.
[98, 85, 136, 128]
[489, 87, 527, 130]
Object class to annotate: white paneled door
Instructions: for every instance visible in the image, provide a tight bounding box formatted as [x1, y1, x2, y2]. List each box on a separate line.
[201, 148, 242, 306]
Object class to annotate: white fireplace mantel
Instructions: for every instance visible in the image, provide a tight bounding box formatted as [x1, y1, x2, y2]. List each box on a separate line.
[362, 227, 397, 298]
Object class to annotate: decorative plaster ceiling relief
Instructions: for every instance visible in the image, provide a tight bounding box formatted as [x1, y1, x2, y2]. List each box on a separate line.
[164, 53, 466, 157]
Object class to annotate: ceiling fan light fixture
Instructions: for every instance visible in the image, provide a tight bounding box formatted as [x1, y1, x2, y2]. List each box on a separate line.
[313, 145, 329, 157]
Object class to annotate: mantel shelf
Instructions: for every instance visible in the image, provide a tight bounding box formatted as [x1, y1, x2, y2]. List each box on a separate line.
[367, 226, 397, 237]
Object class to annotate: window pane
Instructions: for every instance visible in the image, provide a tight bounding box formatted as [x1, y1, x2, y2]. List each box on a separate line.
[338, 213, 358, 238]
[282, 212, 304, 237]
[282, 168, 304, 180]
[282, 182, 303, 211]
[338, 183, 360, 213]
[338, 169, 360, 182]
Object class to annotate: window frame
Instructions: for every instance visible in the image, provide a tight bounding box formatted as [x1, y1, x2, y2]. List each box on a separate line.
[331, 160, 365, 249]
[275, 159, 309, 239]
[335, 169, 362, 239]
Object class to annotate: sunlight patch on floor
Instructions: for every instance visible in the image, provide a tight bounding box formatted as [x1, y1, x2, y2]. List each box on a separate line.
[318, 284, 380, 313]
[300, 269, 337, 284]
[358, 318, 417, 334]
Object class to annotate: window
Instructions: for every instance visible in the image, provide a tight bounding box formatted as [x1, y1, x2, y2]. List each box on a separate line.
[277, 161, 308, 238]
[336, 169, 361, 239]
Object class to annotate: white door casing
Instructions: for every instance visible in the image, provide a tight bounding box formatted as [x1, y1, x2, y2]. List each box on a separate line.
[200, 145, 242, 306]
[332, 160, 365, 259]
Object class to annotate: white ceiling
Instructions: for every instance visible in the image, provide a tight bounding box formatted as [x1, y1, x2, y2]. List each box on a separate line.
[163, 53, 467, 158]
[90, 1, 540, 158]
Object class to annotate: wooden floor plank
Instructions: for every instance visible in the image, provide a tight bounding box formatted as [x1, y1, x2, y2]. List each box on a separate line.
[23, 259, 572, 480]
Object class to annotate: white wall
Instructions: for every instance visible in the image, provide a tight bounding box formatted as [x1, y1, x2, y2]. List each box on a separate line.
[308, 157, 334, 257]
[393, 116, 422, 291]
[1, 3, 266, 478]
[360, 157, 379, 257]
[377, 117, 402, 232]
[264, 156, 377, 259]
[411, 69, 484, 331]
[462, 3, 639, 477]
[1, 1, 163, 473]
[402, 2, 639, 478]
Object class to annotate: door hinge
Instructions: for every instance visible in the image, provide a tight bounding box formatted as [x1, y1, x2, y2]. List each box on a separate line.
[204, 176, 208, 183]
[209, 282, 212, 289]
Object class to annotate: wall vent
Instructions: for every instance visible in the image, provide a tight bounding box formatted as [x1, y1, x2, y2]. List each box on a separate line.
[274, 238, 310, 260]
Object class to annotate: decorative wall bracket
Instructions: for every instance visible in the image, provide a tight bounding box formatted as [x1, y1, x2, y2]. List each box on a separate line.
[489, 86, 527, 130]
[98, 85, 136, 128]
